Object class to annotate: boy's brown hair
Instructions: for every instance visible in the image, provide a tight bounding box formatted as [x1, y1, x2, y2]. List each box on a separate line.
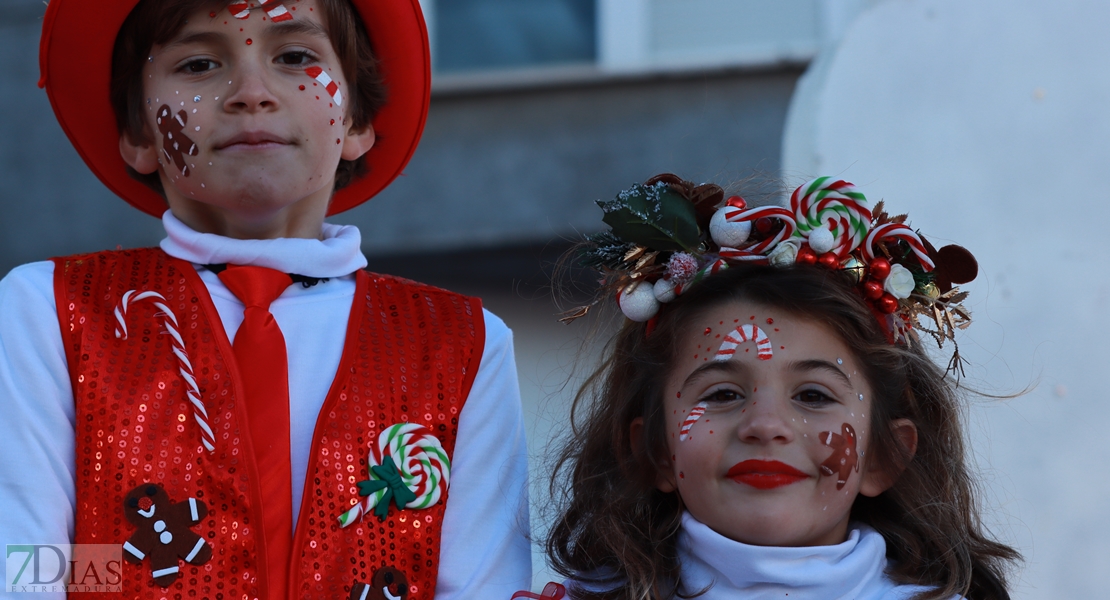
[109, 0, 386, 197]
[547, 264, 1019, 600]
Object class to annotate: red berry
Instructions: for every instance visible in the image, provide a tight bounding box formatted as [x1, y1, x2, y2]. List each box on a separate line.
[817, 252, 840, 270]
[726, 195, 747, 209]
[797, 246, 818, 265]
[877, 293, 899, 313]
[869, 257, 891, 281]
[755, 217, 773, 234]
[863, 280, 884, 299]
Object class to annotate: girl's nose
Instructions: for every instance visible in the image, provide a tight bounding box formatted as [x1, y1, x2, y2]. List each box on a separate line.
[736, 395, 795, 445]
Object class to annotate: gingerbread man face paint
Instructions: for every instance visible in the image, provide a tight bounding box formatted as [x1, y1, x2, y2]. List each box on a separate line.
[819, 423, 859, 490]
[156, 105, 199, 177]
[127, 0, 371, 239]
[659, 299, 883, 547]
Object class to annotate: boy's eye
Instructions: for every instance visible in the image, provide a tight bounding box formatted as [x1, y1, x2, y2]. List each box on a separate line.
[277, 51, 314, 66]
[794, 390, 835, 406]
[182, 59, 217, 74]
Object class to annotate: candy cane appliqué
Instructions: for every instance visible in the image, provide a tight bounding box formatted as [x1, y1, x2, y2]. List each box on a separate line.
[715, 324, 773, 361]
[260, 0, 292, 21]
[304, 66, 343, 107]
[679, 402, 708, 442]
[114, 291, 216, 453]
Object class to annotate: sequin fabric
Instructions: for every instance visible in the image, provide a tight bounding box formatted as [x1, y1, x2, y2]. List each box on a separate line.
[291, 270, 482, 599]
[55, 250, 483, 598]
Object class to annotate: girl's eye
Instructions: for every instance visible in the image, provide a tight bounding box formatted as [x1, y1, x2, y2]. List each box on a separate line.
[277, 51, 314, 66]
[182, 59, 217, 74]
[794, 390, 835, 406]
[701, 388, 743, 404]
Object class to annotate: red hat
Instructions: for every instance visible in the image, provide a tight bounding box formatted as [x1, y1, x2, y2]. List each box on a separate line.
[38, 0, 431, 217]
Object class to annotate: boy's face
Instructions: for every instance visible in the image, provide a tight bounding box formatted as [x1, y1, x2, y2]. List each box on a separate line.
[121, 0, 374, 238]
[656, 300, 912, 548]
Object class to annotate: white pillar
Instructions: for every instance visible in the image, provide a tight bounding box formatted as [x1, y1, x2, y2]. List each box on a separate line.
[597, 0, 651, 72]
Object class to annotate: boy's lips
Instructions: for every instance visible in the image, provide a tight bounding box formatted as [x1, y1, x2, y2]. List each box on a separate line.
[726, 459, 810, 489]
[215, 131, 291, 150]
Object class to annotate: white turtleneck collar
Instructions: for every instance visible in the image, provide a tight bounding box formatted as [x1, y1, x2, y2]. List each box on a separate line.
[158, 210, 368, 278]
[676, 512, 944, 600]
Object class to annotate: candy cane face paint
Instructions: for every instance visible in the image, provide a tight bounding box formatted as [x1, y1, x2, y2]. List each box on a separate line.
[659, 299, 879, 547]
[124, 0, 370, 238]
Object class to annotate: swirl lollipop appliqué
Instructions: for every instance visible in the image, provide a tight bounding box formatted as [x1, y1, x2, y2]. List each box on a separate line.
[338, 423, 451, 527]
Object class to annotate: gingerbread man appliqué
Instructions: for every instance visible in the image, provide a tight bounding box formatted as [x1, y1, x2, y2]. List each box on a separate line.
[121, 483, 212, 586]
[819, 423, 859, 490]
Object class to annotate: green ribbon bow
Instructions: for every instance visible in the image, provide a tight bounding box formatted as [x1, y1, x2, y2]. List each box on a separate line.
[356, 456, 417, 519]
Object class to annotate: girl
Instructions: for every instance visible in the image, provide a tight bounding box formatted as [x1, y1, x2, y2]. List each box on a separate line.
[540, 175, 1019, 600]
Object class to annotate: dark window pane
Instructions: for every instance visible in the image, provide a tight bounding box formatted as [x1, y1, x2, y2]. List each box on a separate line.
[434, 0, 596, 72]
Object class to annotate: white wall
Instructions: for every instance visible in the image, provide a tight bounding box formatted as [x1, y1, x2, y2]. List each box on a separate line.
[783, 1, 1110, 596]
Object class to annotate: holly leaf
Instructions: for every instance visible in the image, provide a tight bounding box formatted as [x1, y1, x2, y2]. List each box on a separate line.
[597, 182, 701, 251]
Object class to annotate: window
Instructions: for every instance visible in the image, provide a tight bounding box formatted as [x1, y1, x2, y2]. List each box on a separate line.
[433, 0, 597, 73]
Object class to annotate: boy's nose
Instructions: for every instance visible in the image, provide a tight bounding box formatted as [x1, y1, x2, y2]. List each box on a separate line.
[224, 65, 279, 113]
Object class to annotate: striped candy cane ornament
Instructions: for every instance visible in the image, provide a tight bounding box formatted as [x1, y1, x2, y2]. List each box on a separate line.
[304, 66, 343, 107]
[722, 206, 798, 257]
[863, 223, 936, 271]
[679, 402, 708, 442]
[113, 291, 216, 453]
[715, 324, 774, 361]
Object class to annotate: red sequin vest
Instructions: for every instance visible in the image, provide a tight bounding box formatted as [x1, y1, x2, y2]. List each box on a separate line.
[55, 248, 485, 599]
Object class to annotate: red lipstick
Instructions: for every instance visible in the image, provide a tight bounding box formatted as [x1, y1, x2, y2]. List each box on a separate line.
[726, 459, 810, 490]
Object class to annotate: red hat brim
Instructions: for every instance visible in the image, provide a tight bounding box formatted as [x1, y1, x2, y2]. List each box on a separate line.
[38, 0, 430, 218]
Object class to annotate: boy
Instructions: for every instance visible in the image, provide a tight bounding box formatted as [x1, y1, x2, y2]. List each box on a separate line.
[0, 0, 531, 597]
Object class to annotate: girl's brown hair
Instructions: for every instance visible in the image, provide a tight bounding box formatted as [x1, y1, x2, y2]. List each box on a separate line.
[546, 264, 1018, 600]
[110, 0, 386, 197]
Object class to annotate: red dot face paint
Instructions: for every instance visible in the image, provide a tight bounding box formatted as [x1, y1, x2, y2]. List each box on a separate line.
[299, 85, 306, 90]
[766, 318, 774, 324]
[245, 38, 252, 45]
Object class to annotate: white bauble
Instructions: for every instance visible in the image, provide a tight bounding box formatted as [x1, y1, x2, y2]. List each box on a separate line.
[653, 278, 677, 303]
[619, 281, 661, 322]
[808, 226, 835, 254]
[709, 207, 752, 248]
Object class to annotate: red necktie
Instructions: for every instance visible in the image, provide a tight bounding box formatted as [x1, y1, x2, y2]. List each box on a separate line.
[218, 265, 294, 598]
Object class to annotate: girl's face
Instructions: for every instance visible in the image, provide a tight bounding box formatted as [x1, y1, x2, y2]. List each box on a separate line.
[656, 299, 902, 547]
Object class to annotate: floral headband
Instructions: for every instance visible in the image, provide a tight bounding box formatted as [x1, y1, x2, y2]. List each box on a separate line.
[565, 174, 978, 372]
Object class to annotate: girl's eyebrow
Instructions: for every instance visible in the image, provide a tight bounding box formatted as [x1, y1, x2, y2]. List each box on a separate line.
[681, 360, 747, 389]
[789, 359, 853, 388]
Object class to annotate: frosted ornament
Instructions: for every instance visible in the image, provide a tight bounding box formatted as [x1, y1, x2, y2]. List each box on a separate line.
[653, 278, 677, 303]
[808, 225, 835, 254]
[619, 281, 660, 322]
[709, 206, 752, 248]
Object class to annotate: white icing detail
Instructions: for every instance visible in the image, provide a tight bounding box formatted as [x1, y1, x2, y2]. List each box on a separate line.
[189, 498, 199, 521]
[151, 566, 180, 578]
[154, 519, 167, 532]
[138, 504, 156, 518]
[357, 585, 370, 600]
[383, 586, 402, 600]
[186, 537, 206, 562]
[123, 541, 145, 560]
[160, 531, 174, 545]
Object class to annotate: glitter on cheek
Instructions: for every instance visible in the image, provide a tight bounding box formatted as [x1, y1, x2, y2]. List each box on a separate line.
[193, 95, 201, 102]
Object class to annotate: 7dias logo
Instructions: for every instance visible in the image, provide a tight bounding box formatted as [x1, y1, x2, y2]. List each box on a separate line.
[6, 544, 122, 593]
